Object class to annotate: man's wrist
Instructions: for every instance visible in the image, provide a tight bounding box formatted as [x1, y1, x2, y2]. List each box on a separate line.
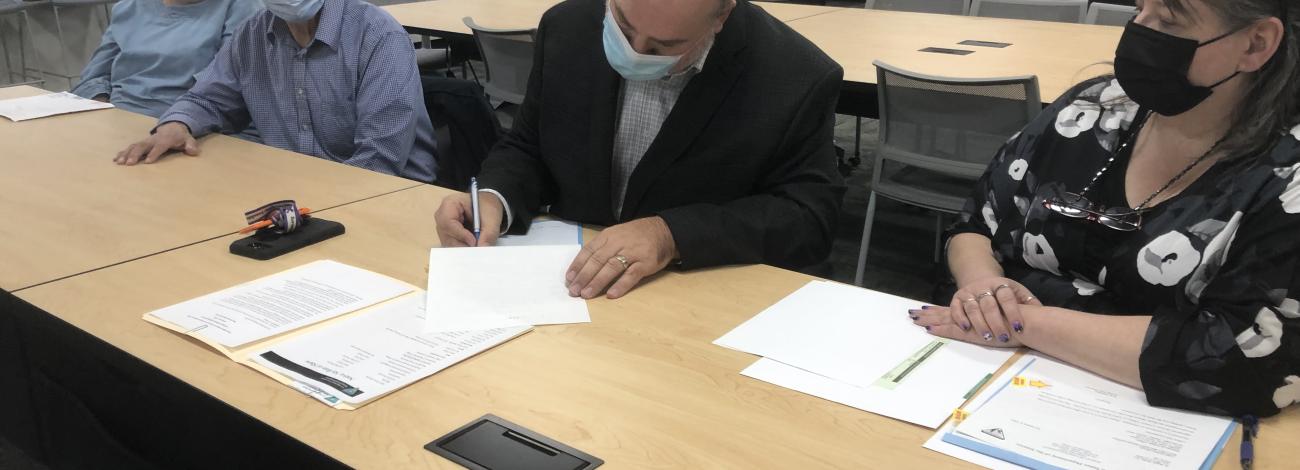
[153, 120, 192, 136]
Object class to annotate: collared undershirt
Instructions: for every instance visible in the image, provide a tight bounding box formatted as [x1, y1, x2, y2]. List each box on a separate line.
[485, 41, 712, 230]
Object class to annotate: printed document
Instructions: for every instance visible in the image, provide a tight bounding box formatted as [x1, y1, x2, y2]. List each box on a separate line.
[249, 294, 529, 407]
[146, 260, 414, 348]
[0, 91, 114, 121]
[944, 353, 1235, 470]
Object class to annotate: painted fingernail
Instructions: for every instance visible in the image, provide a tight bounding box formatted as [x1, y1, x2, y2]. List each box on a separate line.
[921, 305, 931, 310]
[962, 323, 971, 331]
[982, 332, 993, 341]
[924, 326, 931, 331]
[910, 315, 919, 321]
[1012, 322, 1024, 333]
[999, 334, 1010, 343]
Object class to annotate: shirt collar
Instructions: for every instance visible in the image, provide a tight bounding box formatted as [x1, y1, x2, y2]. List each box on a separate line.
[265, 0, 344, 51]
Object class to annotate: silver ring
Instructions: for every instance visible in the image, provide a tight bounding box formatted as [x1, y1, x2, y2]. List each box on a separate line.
[993, 283, 1011, 293]
[613, 254, 630, 270]
[975, 291, 994, 300]
[1023, 295, 1036, 302]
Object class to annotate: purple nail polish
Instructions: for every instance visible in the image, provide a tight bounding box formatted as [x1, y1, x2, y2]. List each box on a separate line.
[910, 315, 919, 321]
[962, 323, 971, 331]
[924, 325, 931, 331]
[982, 332, 993, 341]
[921, 305, 931, 310]
[1013, 322, 1024, 333]
[999, 334, 1010, 343]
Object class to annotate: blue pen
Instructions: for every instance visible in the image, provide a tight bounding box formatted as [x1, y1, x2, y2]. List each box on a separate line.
[1241, 415, 1257, 470]
[470, 177, 481, 243]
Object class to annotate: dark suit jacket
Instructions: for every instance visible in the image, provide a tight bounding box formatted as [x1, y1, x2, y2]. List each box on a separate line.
[476, 0, 846, 270]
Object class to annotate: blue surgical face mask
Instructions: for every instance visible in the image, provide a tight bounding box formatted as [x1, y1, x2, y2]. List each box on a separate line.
[263, 0, 324, 24]
[602, 8, 682, 81]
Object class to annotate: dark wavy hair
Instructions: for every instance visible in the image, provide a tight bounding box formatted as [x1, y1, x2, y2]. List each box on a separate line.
[1162, 0, 1300, 158]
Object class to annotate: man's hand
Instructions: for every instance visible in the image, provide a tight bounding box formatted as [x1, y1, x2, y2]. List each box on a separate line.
[566, 216, 677, 300]
[435, 192, 504, 247]
[113, 122, 200, 165]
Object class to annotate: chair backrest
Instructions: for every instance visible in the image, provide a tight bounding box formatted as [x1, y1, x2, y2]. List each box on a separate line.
[970, 0, 1087, 23]
[463, 17, 535, 105]
[865, 0, 969, 15]
[421, 76, 503, 191]
[873, 60, 1040, 184]
[1085, 3, 1137, 26]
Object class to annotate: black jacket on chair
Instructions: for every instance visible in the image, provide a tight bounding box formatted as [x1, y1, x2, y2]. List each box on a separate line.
[476, 0, 845, 271]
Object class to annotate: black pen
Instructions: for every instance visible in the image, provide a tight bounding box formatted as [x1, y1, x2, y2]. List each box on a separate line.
[1241, 415, 1257, 470]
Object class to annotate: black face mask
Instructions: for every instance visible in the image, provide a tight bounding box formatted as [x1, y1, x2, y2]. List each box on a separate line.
[1114, 20, 1242, 116]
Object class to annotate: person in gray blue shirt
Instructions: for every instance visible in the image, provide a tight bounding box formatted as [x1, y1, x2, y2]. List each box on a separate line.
[113, 0, 438, 183]
[71, 0, 261, 117]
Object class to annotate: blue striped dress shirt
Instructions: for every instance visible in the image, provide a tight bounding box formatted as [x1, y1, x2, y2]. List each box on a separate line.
[158, 0, 438, 182]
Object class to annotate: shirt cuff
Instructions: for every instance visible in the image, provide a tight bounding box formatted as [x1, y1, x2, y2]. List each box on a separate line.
[479, 188, 513, 232]
[157, 108, 214, 138]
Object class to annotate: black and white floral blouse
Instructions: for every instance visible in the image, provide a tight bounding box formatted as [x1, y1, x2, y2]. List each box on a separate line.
[950, 76, 1300, 417]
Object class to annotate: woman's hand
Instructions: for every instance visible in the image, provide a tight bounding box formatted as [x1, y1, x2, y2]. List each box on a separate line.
[909, 305, 1025, 348]
[948, 277, 1040, 344]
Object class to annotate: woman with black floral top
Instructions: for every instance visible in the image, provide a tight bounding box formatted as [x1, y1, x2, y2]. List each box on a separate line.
[908, 0, 1300, 417]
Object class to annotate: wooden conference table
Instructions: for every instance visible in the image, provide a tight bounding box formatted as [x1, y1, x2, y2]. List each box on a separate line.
[3, 98, 1297, 468]
[0, 86, 421, 291]
[12, 180, 1300, 468]
[383, 0, 1121, 101]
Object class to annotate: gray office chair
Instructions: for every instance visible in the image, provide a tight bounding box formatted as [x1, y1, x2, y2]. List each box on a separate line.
[970, 0, 1087, 23]
[0, 0, 43, 85]
[51, 0, 116, 87]
[865, 0, 969, 15]
[855, 61, 1040, 286]
[1085, 2, 1137, 26]
[463, 16, 535, 106]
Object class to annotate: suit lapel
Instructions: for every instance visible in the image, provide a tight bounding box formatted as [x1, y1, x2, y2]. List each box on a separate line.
[617, 3, 750, 220]
[585, 1, 620, 225]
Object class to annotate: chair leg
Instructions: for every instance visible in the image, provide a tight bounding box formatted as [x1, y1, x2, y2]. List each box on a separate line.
[21, 11, 40, 84]
[1, 19, 13, 84]
[854, 191, 880, 287]
[933, 213, 944, 264]
[853, 117, 862, 162]
[52, 5, 71, 86]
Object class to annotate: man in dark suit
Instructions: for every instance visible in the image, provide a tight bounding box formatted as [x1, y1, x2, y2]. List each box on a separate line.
[435, 0, 844, 299]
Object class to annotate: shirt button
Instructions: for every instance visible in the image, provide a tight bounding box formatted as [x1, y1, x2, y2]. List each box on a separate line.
[297, 88, 304, 95]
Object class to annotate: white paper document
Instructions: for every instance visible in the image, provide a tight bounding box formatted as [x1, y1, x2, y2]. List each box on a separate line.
[923, 355, 1036, 470]
[496, 219, 583, 246]
[147, 260, 414, 348]
[425, 245, 590, 332]
[0, 91, 114, 121]
[250, 294, 530, 406]
[944, 353, 1236, 470]
[715, 280, 1013, 427]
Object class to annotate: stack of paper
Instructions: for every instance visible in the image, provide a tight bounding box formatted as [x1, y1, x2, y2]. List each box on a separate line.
[0, 91, 114, 122]
[715, 280, 1015, 428]
[496, 219, 583, 247]
[425, 244, 590, 332]
[144, 260, 529, 409]
[931, 353, 1236, 470]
